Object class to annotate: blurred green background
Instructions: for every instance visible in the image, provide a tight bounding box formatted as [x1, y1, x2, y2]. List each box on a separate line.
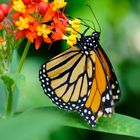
[1, 0, 140, 140]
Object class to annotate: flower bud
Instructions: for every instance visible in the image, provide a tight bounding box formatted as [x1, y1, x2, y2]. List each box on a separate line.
[22, 0, 31, 5]
[38, 2, 48, 16]
[32, 0, 41, 3]
[0, 4, 9, 16]
[0, 9, 5, 22]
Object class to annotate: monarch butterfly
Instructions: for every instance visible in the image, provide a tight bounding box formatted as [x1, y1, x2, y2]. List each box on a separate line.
[39, 12, 121, 128]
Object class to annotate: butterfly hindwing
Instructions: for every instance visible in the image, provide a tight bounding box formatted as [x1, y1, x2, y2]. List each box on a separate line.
[97, 46, 121, 102]
[79, 51, 114, 127]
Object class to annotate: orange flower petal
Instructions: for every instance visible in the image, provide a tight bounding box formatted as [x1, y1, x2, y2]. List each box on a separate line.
[25, 30, 36, 42]
[26, 14, 36, 22]
[51, 30, 63, 41]
[11, 12, 21, 18]
[0, 37, 5, 42]
[0, 24, 3, 30]
[35, 36, 42, 50]
[42, 6, 55, 23]
[15, 30, 24, 39]
[30, 21, 40, 32]
[53, 12, 68, 27]
[43, 37, 52, 43]
[57, 21, 66, 33]
[26, 4, 36, 13]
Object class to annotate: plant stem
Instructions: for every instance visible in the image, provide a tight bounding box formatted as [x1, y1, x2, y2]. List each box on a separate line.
[17, 40, 31, 73]
[6, 87, 13, 116]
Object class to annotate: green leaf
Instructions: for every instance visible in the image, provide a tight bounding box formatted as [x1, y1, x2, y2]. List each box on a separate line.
[0, 107, 140, 140]
[1, 73, 25, 89]
[1, 75, 15, 89]
[0, 107, 67, 140]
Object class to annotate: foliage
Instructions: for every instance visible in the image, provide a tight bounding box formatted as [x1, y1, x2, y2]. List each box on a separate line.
[0, 107, 140, 140]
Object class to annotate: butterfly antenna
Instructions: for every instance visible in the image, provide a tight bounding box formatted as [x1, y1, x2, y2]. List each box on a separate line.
[86, 5, 101, 32]
[67, 15, 93, 30]
[78, 18, 95, 30]
[67, 15, 94, 36]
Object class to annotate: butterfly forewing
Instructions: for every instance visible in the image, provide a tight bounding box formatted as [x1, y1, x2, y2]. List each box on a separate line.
[39, 46, 95, 111]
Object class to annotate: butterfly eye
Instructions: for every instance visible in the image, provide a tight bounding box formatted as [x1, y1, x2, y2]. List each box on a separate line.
[92, 32, 100, 38]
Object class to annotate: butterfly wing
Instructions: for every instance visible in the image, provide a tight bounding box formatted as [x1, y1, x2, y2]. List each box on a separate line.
[79, 46, 121, 127]
[39, 46, 95, 111]
[39, 45, 120, 128]
[97, 46, 121, 102]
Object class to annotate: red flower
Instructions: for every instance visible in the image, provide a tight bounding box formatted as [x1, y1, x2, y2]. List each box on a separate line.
[22, 0, 31, 5]
[51, 11, 69, 41]
[0, 9, 5, 22]
[38, 2, 49, 16]
[0, 24, 3, 30]
[0, 4, 10, 16]
[32, 0, 41, 3]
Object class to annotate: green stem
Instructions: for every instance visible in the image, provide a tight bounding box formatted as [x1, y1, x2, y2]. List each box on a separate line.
[17, 40, 31, 73]
[6, 87, 13, 116]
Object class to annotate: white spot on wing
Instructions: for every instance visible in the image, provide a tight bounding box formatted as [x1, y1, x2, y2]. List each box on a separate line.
[117, 90, 120, 93]
[106, 94, 110, 100]
[102, 96, 105, 102]
[84, 109, 87, 113]
[98, 111, 103, 117]
[83, 97, 87, 102]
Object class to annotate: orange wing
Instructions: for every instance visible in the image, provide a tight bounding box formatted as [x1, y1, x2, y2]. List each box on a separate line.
[97, 47, 121, 102]
[79, 47, 120, 127]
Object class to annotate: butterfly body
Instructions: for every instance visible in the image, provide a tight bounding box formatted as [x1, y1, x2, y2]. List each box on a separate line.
[39, 31, 120, 127]
[77, 32, 100, 52]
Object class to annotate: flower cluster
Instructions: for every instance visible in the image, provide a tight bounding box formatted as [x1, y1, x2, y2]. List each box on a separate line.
[0, 0, 81, 75]
[0, 0, 81, 50]
[11, 0, 70, 49]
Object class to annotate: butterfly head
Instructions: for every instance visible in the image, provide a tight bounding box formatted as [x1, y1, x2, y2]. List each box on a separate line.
[92, 31, 100, 39]
[77, 31, 100, 51]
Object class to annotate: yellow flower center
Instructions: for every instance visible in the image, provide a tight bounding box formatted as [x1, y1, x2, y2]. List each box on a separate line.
[16, 17, 29, 30]
[43, 0, 48, 2]
[65, 19, 81, 47]
[53, 0, 67, 11]
[37, 24, 51, 38]
[69, 18, 81, 31]
[12, 0, 25, 13]
[66, 34, 77, 47]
